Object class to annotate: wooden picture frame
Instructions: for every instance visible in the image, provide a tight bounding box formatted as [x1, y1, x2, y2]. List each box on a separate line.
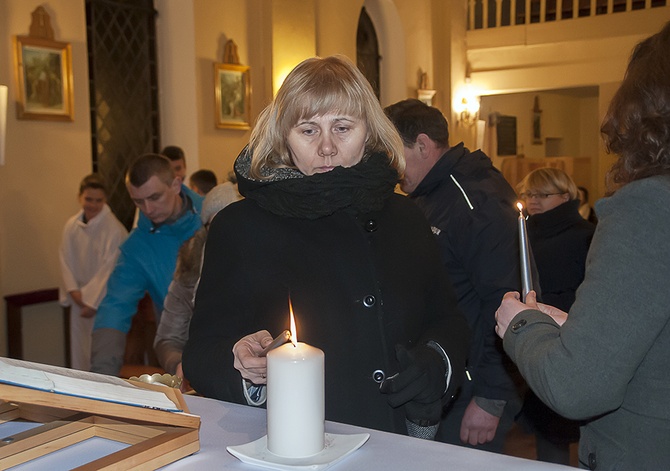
[0, 381, 199, 470]
[14, 35, 74, 121]
[214, 63, 250, 130]
[0, 402, 199, 470]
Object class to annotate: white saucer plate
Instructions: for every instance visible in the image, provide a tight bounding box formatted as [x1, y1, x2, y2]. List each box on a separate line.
[227, 432, 370, 470]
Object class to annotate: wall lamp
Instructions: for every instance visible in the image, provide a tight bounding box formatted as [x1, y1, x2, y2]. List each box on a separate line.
[455, 77, 480, 127]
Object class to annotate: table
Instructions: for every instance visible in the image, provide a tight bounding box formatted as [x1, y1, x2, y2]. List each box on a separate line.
[3, 394, 574, 470]
[161, 395, 574, 470]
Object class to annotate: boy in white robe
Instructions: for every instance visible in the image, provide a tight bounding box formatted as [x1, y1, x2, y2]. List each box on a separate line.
[59, 174, 128, 371]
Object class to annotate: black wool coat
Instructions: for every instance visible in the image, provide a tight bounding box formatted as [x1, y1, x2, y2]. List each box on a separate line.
[183, 191, 470, 435]
[409, 143, 525, 403]
[527, 199, 595, 312]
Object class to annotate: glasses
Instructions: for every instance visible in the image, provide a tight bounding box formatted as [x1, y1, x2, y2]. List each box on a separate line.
[520, 192, 562, 200]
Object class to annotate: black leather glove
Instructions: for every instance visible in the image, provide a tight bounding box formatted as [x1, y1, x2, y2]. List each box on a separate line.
[379, 343, 447, 426]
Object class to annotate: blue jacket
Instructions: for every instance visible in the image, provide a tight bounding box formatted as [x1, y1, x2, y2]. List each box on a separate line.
[94, 185, 203, 333]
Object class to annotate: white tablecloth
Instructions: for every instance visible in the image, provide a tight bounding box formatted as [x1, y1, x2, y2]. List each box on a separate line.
[161, 395, 575, 470]
[2, 394, 574, 470]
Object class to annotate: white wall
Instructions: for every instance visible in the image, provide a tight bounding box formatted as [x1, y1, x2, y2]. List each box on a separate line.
[0, 0, 90, 357]
[481, 91, 598, 159]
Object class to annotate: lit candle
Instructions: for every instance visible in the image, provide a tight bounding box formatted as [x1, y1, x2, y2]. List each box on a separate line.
[266, 302, 325, 458]
[517, 202, 533, 302]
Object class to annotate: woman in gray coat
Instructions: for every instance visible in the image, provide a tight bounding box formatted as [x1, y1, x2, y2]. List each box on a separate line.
[495, 22, 670, 470]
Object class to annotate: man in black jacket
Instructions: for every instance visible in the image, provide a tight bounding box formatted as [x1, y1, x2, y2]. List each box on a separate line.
[385, 99, 525, 452]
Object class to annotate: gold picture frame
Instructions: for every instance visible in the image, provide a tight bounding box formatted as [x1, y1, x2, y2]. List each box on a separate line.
[214, 63, 250, 130]
[14, 35, 74, 121]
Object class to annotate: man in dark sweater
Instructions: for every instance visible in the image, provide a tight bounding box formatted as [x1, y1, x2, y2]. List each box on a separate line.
[385, 99, 526, 452]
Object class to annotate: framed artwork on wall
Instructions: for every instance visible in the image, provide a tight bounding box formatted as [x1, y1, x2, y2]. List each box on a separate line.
[14, 35, 73, 121]
[214, 63, 251, 130]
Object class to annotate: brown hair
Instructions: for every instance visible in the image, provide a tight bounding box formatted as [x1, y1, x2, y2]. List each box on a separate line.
[126, 153, 175, 187]
[602, 21, 670, 194]
[79, 173, 108, 195]
[385, 98, 450, 148]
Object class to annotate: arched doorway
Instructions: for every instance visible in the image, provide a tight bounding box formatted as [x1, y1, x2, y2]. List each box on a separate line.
[357, 7, 381, 100]
[359, 0, 405, 106]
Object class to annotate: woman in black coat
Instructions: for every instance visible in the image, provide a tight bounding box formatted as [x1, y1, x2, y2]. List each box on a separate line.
[519, 168, 596, 312]
[183, 55, 469, 437]
[516, 167, 596, 464]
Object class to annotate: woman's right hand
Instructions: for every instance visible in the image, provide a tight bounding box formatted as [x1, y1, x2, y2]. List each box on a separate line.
[232, 330, 274, 385]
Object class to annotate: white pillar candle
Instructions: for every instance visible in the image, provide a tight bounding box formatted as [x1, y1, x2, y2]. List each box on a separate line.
[517, 202, 533, 302]
[267, 341, 325, 457]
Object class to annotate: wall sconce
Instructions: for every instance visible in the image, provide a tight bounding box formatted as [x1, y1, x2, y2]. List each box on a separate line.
[455, 77, 480, 127]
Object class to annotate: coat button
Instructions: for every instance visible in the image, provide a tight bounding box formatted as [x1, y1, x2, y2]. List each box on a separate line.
[363, 295, 376, 307]
[511, 319, 527, 332]
[588, 452, 597, 469]
[365, 219, 377, 232]
[372, 369, 385, 383]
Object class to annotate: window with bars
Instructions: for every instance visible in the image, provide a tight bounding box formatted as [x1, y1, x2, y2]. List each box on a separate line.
[357, 7, 381, 101]
[85, 0, 160, 230]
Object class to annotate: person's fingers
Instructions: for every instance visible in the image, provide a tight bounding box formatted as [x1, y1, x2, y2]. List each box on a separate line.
[460, 426, 470, 444]
[259, 332, 275, 349]
[469, 431, 482, 446]
[524, 290, 538, 308]
[502, 291, 520, 301]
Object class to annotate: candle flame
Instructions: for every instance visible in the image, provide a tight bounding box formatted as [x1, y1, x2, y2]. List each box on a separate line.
[517, 201, 527, 218]
[289, 299, 298, 347]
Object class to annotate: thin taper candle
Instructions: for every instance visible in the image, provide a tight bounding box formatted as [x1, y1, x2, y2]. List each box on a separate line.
[517, 202, 533, 302]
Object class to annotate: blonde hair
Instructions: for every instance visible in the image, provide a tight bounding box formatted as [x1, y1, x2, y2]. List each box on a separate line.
[248, 55, 405, 179]
[516, 167, 579, 200]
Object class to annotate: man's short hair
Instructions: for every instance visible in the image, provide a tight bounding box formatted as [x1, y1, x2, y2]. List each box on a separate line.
[190, 169, 218, 195]
[384, 99, 450, 148]
[79, 173, 108, 195]
[126, 153, 175, 187]
[161, 145, 185, 162]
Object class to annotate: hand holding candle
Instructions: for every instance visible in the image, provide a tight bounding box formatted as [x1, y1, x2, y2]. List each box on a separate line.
[267, 301, 325, 458]
[517, 202, 533, 302]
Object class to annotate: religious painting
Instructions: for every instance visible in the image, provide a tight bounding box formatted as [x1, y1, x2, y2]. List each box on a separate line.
[14, 36, 73, 121]
[215, 63, 251, 130]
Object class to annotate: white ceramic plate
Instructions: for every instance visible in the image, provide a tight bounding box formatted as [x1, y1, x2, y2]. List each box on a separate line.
[227, 433, 370, 470]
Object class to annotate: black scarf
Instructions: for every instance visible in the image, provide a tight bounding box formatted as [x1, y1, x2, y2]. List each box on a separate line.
[235, 149, 399, 219]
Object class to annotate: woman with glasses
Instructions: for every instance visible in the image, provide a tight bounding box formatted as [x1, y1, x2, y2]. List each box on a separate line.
[515, 167, 596, 465]
[517, 168, 595, 311]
